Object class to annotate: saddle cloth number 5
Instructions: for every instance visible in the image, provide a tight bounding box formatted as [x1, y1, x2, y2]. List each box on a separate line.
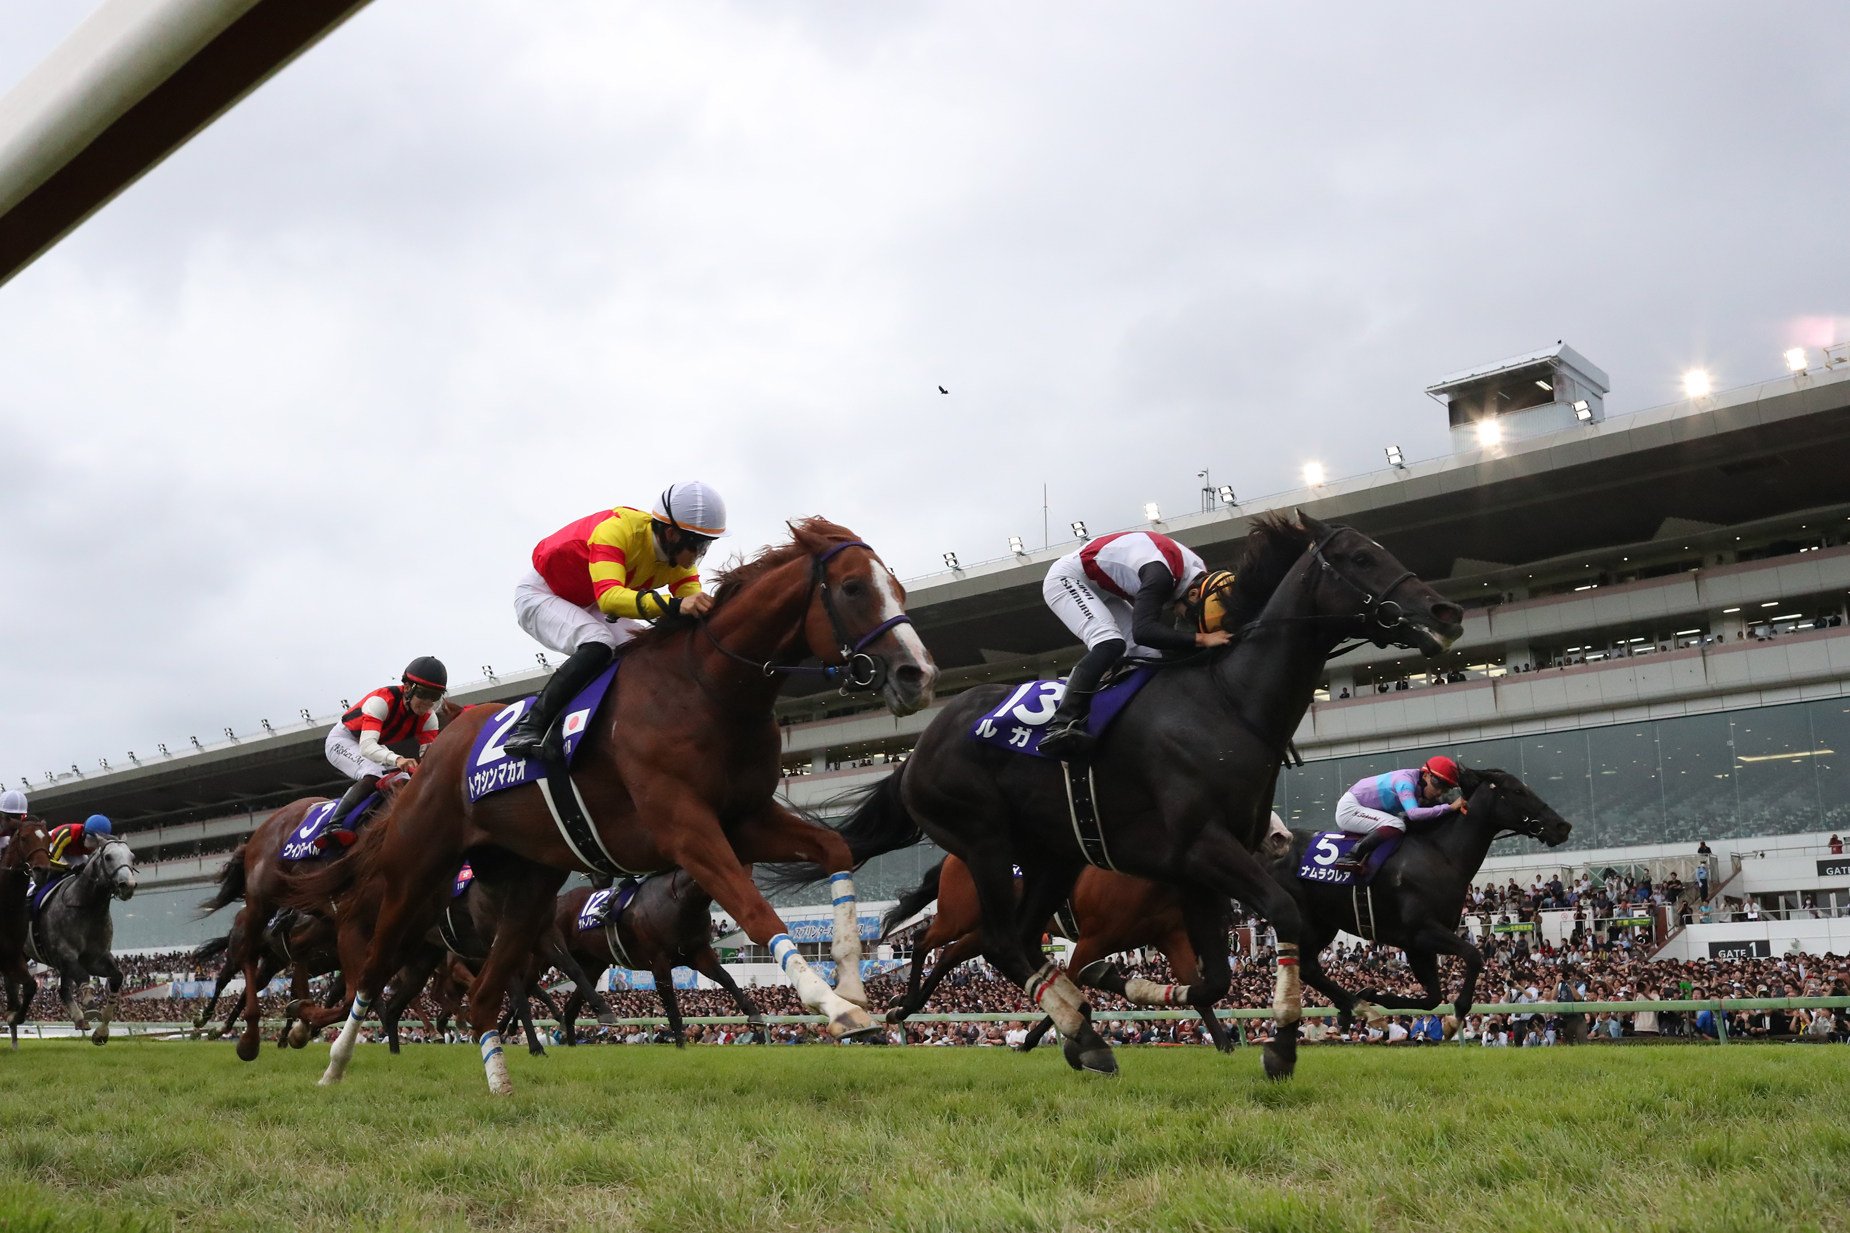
[1311, 834, 1343, 866]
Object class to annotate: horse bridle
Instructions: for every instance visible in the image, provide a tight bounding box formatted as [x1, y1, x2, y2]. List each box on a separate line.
[1304, 525, 1421, 647]
[698, 540, 914, 695]
[1467, 780, 1550, 842]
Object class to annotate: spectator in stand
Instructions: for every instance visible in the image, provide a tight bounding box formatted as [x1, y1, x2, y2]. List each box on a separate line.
[1830, 834, 1844, 856]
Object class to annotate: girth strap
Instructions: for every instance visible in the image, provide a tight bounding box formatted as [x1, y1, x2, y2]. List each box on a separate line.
[1060, 762, 1118, 871]
[534, 759, 649, 879]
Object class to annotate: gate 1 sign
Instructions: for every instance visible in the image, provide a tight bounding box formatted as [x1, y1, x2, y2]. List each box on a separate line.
[1817, 857, 1850, 879]
[1707, 939, 1771, 960]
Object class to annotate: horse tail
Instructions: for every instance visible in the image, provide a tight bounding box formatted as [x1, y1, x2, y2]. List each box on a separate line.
[880, 857, 944, 938]
[758, 770, 922, 896]
[196, 845, 248, 917]
[275, 820, 383, 919]
[193, 934, 231, 963]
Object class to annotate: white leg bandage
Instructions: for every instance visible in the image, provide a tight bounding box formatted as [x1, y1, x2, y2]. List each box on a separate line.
[771, 932, 870, 1036]
[1122, 978, 1191, 1007]
[1272, 944, 1303, 1026]
[1025, 962, 1087, 1039]
[480, 1030, 512, 1095]
[320, 993, 371, 1087]
[827, 873, 868, 1007]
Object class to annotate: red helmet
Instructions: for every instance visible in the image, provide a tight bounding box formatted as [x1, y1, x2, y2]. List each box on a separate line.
[1423, 755, 1460, 785]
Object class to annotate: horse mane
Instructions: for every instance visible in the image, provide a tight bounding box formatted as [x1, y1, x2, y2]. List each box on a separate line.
[1220, 513, 1313, 627]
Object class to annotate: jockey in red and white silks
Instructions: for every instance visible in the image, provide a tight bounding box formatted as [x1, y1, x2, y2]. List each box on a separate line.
[1038, 530, 1229, 760]
[320, 656, 448, 845]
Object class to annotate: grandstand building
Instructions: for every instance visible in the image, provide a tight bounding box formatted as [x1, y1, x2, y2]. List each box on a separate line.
[17, 346, 1850, 960]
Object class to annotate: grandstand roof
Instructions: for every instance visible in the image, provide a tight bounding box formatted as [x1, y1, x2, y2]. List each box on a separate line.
[26, 364, 1850, 827]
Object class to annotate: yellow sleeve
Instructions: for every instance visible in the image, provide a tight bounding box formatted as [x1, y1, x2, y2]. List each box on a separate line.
[587, 515, 663, 619]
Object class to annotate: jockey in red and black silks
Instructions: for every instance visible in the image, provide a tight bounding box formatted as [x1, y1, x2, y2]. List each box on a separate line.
[1038, 530, 1232, 761]
[320, 657, 448, 845]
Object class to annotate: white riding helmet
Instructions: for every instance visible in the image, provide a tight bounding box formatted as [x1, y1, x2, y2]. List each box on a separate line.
[0, 789, 26, 815]
[651, 481, 728, 539]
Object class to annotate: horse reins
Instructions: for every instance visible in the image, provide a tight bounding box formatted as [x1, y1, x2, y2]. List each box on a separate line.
[696, 539, 913, 695]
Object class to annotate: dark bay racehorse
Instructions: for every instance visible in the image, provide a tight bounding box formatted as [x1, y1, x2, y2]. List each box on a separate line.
[1280, 765, 1571, 1027]
[27, 838, 138, 1044]
[286, 518, 937, 1093]
[371, 853, 617, 1055]
[190, 914, 345, 1047]
[554, 874, 770, 1046]
[1, 817, 52, 1047]
[773, 513, 1461, 1079]
[1007, 765, 1572, 1050]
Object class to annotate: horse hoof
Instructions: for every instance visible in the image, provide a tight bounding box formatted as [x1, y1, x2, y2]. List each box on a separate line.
[317, 1071, 344, 1087]
[595, 1012, 619, 1026]
[1075, 959, 1119, 987]
[90, 1032, 108, 1046]
[235, 1037, 260, 1063]
[826, 1006, 877, 1040]
[289, 1025, 310, 1049]
[205, 1026, 225, 1041]
[1262, 1042, 1297, 1081]
[883, 1005, 911, 1024]
[1062, 1036, 1117, 1075]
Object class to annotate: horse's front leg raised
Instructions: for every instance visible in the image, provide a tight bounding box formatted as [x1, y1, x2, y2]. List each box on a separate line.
[731, 801, 871, 1008]
[888, 932, 982, 1024]
[88, 955, 124, 1045]
[662, 801, 875, 1040]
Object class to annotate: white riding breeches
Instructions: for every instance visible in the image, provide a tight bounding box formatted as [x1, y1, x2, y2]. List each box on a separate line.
[513, 567, 645, 656]
[1043, 559, 1156, 656]
[326, 724, 395, 781]
[1335, 792, 1406, 837]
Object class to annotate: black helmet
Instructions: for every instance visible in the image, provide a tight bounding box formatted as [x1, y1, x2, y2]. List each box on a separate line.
[403, 656, 448, 692]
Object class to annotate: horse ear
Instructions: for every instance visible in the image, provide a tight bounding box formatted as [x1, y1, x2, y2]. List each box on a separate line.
[1295, 508, 1330, 539]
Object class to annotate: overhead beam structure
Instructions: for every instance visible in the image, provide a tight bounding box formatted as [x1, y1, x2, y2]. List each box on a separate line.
[0, 0, 374, 289]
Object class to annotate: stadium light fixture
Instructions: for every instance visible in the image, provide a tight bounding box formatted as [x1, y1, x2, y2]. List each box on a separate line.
[1070, 520, 1088, 539]
[1572, 399, 1593, 422]
[1475, 419, 1502, 447]
[1682, 369, 1713, 398]
[299, 709, 312, 723]
[224, 727, 239, 743]
[99, 757, 110, 770]
[1384, 445, 1404, 467]
[1216, 484, 1236, 505]
[1535, 378, 1553, 392]
[71, 764, 81, 777]
[158, 743, 170, 757]
[1785, 347, 1808, 373]
[536, 652, 550, 670]
[128, 751, 140, 766]
[261, 719, 275, 735]
[189, 736, 202, 751]
[1008, 535, 1026, 555]
[1302, 461, 1325, 486]
[1144, 502, 1162, 523]
[942, 551, 960, 570]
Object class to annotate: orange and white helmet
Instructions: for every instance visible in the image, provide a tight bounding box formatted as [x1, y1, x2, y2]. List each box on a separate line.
[651, 481, 728, 539]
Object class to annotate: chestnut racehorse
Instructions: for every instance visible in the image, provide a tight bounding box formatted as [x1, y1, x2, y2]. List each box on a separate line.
[1, 816, 52, 1048]
[197, 770, 416, 1062]
[286, 518, 936, 1093]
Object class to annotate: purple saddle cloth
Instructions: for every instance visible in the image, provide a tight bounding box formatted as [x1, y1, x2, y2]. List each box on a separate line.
[1295, 831, 1401, 887]
[967, 667, 1156, 758]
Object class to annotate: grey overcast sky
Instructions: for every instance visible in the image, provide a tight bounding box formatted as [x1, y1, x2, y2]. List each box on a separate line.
[2, 2, 1846, 791]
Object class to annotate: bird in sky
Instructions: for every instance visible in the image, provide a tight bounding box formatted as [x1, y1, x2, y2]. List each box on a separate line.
[938, 385, 949, 394]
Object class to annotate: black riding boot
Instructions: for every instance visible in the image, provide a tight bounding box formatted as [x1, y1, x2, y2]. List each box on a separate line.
[1336, 827, 1395, 872]
[503, 642, 617, 760]
[1037, 639, 1126, 762]
[316, 774, 379, 849]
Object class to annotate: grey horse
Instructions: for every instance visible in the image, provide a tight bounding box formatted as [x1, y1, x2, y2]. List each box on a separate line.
[27, 838, 139, 1044]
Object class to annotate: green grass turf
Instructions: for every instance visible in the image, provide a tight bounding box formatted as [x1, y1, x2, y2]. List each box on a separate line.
[0, 1039, 1845, 1232]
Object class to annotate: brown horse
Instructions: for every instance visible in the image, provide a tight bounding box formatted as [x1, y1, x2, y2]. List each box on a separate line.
[882, 854, 1235, 1049]
[197, 773, 409, 1061]
[370, 852, 616, 1055]
[286, 518, 937, 1093]
[553, 874, 770, 1046]
[1, 817, 53, 1048]
[884, 821, 1295, 1050]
